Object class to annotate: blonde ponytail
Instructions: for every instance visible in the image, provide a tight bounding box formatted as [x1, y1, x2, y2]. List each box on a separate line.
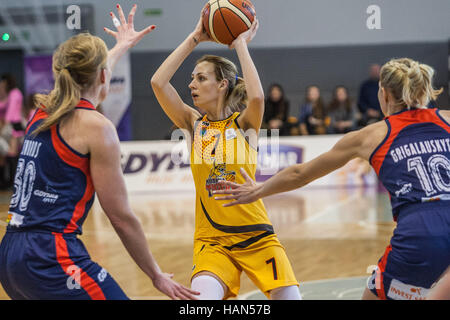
[227, 76, 247, 112]
[32, 32, 107, 136]
[380, 58, 443, 110]
[33, 68, 81, 135]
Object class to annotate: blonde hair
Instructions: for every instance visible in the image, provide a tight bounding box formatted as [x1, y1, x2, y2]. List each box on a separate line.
[32, 32, 108, 135]
[196, 55, 247, 113]
[380, 58, 443, 109]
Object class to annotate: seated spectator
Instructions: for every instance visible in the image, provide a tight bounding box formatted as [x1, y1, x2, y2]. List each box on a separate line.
[0, 81, 9, 188]
[0, 84, 7, 123]
[23, 93, 38, 123]
[0, 73, 25, 189]
[358, 64, 383, 126]
[327, 86, 357, 134]
[263, 83, 290, 136]
[297, 85, 328, 135]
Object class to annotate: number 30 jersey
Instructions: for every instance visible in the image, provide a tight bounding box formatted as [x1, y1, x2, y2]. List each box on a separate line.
[6, 99, 96, 234]
[370, 108, 450, 220]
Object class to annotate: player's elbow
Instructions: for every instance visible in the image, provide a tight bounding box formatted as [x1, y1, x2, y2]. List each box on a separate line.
[150, 74, 163, 90]
[109, 210, 140, 233]
[248, 94, 264, 107]
[104, 203, 139, 229]
[247, 96, 264, 114]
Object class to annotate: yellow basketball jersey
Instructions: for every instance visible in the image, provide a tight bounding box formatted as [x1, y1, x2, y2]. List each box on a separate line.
[190, 112, 273, 240]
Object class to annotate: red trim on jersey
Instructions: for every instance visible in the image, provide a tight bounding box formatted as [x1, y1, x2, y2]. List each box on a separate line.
[50, 125, 94, 233]
[53, 232, 106, 300]
[77, 99, 96, 110]
[434, 109, 450, 133]
[25, 100, 95, 134]
[370, 108, 450, 175]
[376, 244, 392, 300]
[63, 177, 94, 233]
[25, 109, 48, 134]
[50, 125, 89, 171]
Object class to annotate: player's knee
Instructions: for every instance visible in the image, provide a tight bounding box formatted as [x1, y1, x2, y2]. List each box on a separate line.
[270, 285, 302, 300]
[191, 274, 225, 300]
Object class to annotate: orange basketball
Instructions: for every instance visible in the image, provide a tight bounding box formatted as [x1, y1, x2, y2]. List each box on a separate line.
[202, 0, 256, 45]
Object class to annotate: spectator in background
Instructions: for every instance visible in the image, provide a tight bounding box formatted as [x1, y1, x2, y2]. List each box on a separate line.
[0, 83, 7, 121]
[0, 81, 10, 189]
[297, 85, 328, 135]
[327, 86, 357, 134]
[0, 74, 25, 189]
[23, 93, 37, 123]
[263, 83, 290, 136]
[358, 64, 383, 126]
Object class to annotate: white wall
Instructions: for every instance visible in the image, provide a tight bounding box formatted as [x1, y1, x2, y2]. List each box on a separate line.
[1, 0, 449, 52]
[95, 0, 450, 51]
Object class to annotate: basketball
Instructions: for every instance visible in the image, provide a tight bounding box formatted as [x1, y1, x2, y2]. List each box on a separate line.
[202, 0, 256, 45]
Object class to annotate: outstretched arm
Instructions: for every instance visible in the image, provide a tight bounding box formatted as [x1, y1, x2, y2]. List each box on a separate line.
[214, 122, 387, 206]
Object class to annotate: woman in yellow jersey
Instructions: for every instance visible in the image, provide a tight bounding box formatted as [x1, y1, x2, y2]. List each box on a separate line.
[151, 14, 300, 300]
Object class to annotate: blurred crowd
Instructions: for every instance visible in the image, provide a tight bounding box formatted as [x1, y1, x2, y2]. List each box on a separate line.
[262, 64, 386, 137]
[0, 73, 36, 190]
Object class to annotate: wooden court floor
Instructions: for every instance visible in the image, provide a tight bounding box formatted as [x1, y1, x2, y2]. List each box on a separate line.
[0, 187, 396, 300]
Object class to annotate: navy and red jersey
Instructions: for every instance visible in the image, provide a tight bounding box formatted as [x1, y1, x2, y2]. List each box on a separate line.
[370, 108, 450, 220]
[6, 99, 96, 235]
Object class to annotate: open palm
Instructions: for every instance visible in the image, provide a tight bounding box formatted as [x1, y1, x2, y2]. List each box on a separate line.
[213, 168, 262, 207]
[104, 4, 156, 49]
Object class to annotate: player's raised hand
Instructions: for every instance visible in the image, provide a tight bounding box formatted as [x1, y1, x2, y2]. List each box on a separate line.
[213, 168, 263, 207]
[152, 272, 200, 300]
[229, 18, 259, 49]
[104, 4, 156, 49]
[191, 8, 213, 44]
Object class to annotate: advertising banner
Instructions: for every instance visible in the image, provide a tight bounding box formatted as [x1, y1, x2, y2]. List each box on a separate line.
[101, 52, 132, 141]
[24, 55, 53, 96]
[120, 135, 377, 193]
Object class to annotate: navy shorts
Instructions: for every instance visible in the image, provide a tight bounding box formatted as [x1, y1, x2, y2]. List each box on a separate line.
[0, 230, 128, 300]
[367, 204, 450, 300]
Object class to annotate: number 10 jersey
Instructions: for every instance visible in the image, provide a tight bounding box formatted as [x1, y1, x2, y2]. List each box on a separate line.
[370, 108, 450, 220]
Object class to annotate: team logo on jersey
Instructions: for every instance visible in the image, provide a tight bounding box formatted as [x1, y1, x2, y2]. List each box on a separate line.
[34, 189, 59, 204]
[8, 212, 24, 227]
[225, 128, 237, 141]
[387, 279, 429, 300]
[394, 182, 413, 197]
[225, 119, 233, 128]
[205, 162, 236, 197]
[97, 268, 108, 282]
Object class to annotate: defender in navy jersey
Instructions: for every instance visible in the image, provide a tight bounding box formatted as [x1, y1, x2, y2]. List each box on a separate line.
[1, 101, 124, 300]
[6, 99, 95, 234]
[214, 58, 450, 300]
[367, 107, 450, 299]
[0, 5, 198, 300]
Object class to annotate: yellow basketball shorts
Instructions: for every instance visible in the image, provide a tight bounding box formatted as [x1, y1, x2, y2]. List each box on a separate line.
[191, 233, 299, 299]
